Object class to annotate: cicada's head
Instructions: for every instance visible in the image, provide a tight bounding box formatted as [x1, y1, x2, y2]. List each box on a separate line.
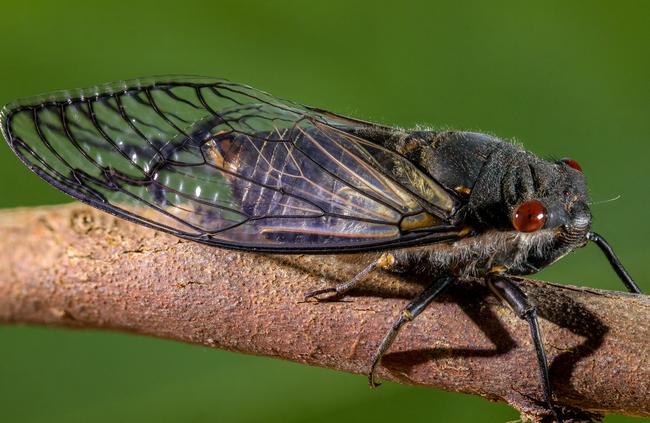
[412, 132, 595, 276]
[493, 153, 592, 274]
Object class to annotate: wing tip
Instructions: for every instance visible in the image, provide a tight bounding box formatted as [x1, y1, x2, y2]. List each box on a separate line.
[0, 102, 15, 147]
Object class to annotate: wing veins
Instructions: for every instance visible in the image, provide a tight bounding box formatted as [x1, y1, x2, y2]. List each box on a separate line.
[85, 99, 149, 175]
[238, 130, 395, 221]
[309, 121, 418, 209]
[296, 125, 407, 215]
[112, 93, 166, 166]
[161, 87, 202, 110]
[290, 141, 403, 220]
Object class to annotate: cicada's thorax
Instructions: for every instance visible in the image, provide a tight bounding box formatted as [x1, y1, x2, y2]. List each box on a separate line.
[369, 129, 593, 278]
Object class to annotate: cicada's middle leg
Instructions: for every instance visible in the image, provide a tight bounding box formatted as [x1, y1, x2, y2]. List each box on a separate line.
[367, 275, 455, 387]
[304, 253, 455, 388]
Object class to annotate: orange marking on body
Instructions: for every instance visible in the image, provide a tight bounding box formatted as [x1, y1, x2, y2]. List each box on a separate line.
[399, 212, 440, 231]
[454, 186, 472, 196]
[458, 226, 473, 237]
[377, 252, 396, 269]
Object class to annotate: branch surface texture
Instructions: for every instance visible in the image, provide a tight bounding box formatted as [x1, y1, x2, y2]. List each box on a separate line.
[0, 204, 648, 422]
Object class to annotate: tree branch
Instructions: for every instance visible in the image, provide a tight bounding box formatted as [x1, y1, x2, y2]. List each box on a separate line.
[0, 204, 648, 421]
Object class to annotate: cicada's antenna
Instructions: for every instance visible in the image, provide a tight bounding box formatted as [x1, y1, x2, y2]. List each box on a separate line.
[587, 232, 642, 294]
[587, 194, 621, 206]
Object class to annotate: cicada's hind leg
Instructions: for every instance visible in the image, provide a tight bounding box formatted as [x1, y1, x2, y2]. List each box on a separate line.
[304, 253, 396, 301]
[368, 275, 455, 387]
[486, 272, 563, 423]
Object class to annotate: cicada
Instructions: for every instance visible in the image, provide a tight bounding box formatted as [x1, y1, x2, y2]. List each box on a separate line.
[1, 76, 642, 422]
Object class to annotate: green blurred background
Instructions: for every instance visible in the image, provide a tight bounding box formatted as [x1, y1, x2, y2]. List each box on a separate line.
[0, 1, 648, 422]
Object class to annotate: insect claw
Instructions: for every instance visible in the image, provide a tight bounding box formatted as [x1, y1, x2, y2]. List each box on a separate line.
[367, 364, 382, 388]
[551, 407, 563, 423]
[368, 376, 382, 388]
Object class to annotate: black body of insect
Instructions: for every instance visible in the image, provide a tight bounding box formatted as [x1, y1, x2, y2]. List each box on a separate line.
[1, 76, 642, 422]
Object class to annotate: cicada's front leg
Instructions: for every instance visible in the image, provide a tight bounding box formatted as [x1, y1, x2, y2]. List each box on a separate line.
[486, 270, 563, 423]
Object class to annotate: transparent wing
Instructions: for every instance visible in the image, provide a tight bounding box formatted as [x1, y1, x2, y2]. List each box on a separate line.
[1, 76, 461, 252]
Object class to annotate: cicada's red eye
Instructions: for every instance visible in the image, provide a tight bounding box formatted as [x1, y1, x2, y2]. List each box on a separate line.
[561, 157, 582, 172]
[512, 200, 547, 232]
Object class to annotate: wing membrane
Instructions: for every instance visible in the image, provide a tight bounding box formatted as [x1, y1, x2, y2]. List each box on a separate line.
[1, 76, 461, 252]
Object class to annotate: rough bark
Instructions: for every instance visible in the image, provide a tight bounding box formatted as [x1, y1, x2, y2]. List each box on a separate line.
[0, 204, 648, 422]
